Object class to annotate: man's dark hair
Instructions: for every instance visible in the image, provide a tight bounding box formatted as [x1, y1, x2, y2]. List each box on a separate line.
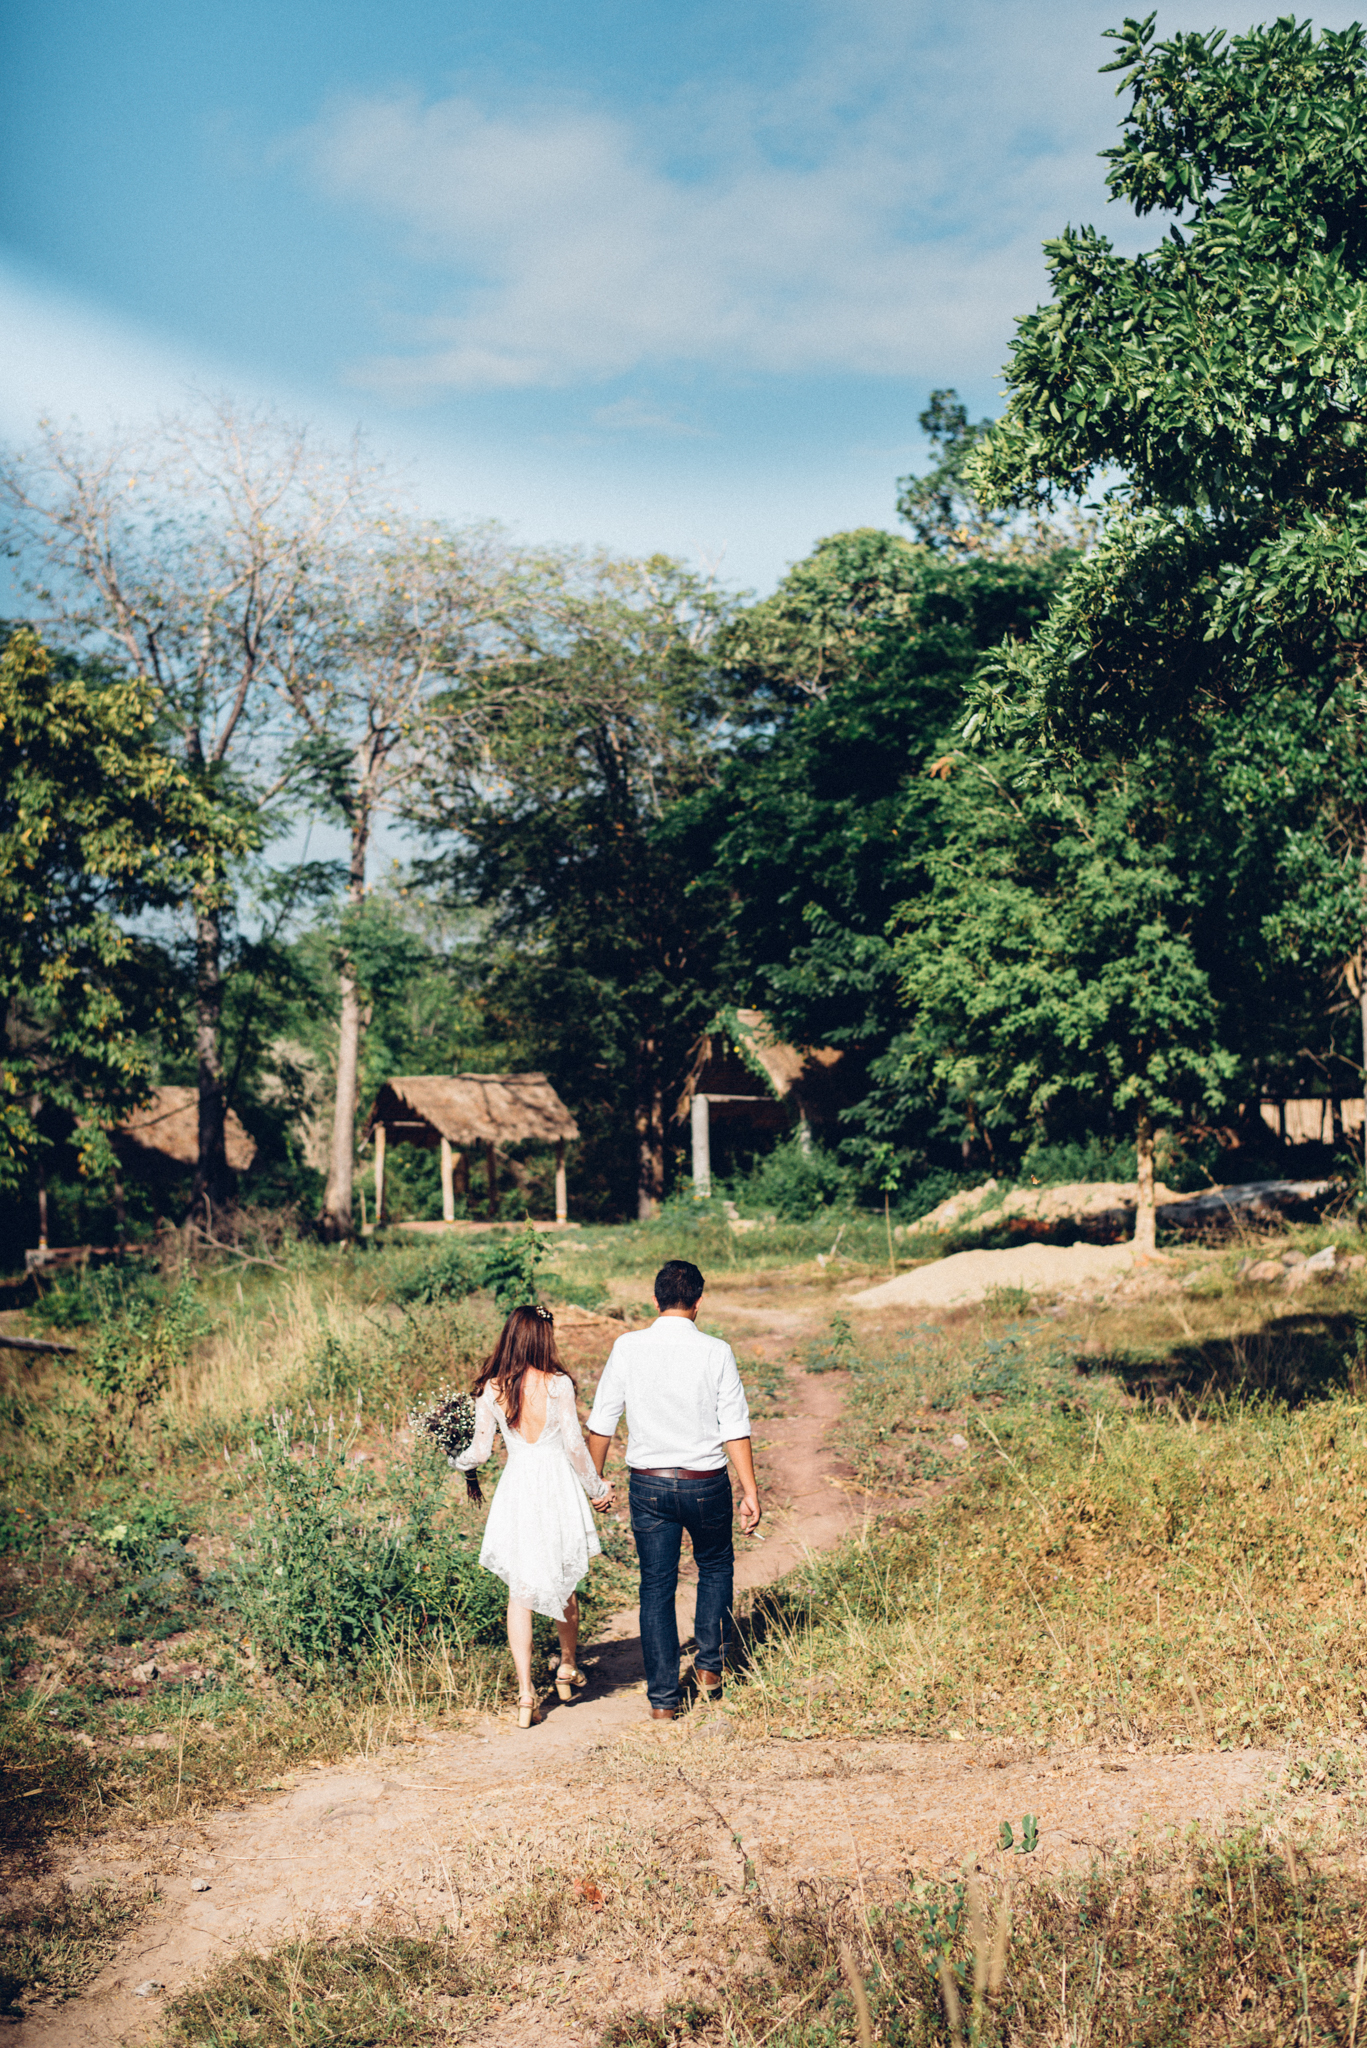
[655, 1260, 704, 1311]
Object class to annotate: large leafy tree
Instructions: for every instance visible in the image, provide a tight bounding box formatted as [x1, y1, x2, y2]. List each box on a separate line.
[698, 525, 1074, 1178]
[894, 732, 1295, 1250]
[966, 14, 1367, 1104]
[414, 552, 734, 1220]
[0, 626, 249, 1202]
[0, 403, 366, 1208]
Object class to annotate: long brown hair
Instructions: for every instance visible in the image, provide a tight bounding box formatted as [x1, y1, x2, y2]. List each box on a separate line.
[473, 1306, 576, 1430]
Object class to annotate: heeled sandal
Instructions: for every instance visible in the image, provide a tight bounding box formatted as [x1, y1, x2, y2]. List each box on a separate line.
[517, 1695, 544, 1729]
[555, 1663, 588, 1703]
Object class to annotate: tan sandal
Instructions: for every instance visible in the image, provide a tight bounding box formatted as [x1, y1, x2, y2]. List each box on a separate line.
[517, 1695, 544, 1729]
[555, 1663, 588, 1703]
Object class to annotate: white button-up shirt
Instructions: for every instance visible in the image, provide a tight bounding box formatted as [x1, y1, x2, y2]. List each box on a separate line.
[586, 1316, 751, 1471]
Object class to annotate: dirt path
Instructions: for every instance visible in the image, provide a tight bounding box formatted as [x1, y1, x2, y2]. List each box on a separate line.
[8, 1295, 1330, 2045]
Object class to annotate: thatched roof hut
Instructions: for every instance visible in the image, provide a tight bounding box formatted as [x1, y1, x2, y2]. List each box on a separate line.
[361, 1074, 578, 1225]
[115, 1086, 257, 1175]
[678, 1010, 844, 1197]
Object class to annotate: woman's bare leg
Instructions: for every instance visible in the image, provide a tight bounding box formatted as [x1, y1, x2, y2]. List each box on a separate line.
[556, 1593, 580, 1671]
[507, 1598, 535, 1702]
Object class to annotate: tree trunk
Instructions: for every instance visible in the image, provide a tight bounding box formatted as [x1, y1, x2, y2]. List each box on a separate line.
[318, 811, 369, 1242]
[636, 1036, 664, 1220]
[190, 898, 232, 1213]
[1133, 1109, 1157, 1257]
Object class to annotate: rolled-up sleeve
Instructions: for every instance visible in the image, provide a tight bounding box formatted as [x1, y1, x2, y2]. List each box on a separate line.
[715, 1346, 751, 1441]
[586, 1345, 626, 1438]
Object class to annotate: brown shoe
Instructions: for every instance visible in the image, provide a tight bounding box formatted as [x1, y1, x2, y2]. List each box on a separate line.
[696, 1668, 723, 1696]
[649, 1706, 677, 1721]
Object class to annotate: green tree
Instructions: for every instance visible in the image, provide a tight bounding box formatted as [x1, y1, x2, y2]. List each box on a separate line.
[1, 403, 366, 1208]
[966, 15, 1367, 1103]
[895, 742, 1244, 1251]
[414, 551, 734, 1220]
[0, 627, 248, 1202]
[697, 527, 1074, 1180]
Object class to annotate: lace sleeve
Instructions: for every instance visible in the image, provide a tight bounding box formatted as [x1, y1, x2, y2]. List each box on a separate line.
[451, 1388, 498, 1471]
[556, 1379, 610, 1501]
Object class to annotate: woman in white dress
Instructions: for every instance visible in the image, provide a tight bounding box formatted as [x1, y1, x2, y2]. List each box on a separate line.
[452, 1305, 615, 1726]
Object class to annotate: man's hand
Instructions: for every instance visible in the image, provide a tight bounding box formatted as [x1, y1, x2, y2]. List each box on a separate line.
[725, 1437, 762, 1536]
[593, 1481, 616, 1511]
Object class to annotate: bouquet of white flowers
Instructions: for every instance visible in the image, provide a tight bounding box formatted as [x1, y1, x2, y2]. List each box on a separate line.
[410, 1387, 483, 1502]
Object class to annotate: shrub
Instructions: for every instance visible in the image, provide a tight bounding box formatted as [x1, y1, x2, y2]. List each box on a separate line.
[479, 1226, 550, 1315]
[232, 1415, 504, 1674]
[390, 1241, 484, 1305]
[728, 1135, 854, 1220]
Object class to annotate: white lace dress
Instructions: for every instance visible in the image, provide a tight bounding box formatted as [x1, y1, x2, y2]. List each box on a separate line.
[452, 1377, 610, 1621]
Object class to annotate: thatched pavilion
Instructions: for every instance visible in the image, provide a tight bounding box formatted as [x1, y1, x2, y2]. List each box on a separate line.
[115, 1087, 258, 1177]
[677, 1011, 844, 1197]
[361, 1074, 579, 1225]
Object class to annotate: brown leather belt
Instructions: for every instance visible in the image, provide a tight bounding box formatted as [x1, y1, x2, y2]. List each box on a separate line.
[636, 1466, 723, 1480]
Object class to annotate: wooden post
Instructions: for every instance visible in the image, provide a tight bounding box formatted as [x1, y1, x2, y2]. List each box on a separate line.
[485, 1140, 497, 1218]
[37, 1167, 48, 1251]
[440, 1135, 455, 1223]
[691, 1092, 711, 1198]
[373, 1123, 386, 1229]
[555, 1139, 567, 1224]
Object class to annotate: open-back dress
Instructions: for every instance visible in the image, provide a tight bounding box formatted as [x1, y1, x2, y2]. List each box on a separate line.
[452, 1375, 610, 1620]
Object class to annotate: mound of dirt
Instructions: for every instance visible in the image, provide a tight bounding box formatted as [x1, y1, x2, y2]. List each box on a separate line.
[909, 1174, 1340, 1244]
[909, 1178, 1178, 1239]
[847, 1240, 1135, 1311]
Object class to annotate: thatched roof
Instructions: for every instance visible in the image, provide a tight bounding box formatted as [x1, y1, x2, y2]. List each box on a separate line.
[362, 1074, 579, 1149]
[731, 1008, 843, 1099]
[116, 1087, 258, 1172]
[678, 1010, 844, 1121]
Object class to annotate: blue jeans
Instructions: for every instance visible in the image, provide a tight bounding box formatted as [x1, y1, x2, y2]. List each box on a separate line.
[629, 1469, 734, 1711]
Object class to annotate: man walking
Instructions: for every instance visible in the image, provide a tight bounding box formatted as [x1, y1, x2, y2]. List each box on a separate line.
[586, 1260, 760, 1720]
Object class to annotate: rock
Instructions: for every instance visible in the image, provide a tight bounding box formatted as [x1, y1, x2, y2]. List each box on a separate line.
[1346, 1253, 1367, 1273]
[1286, 1244, 1336, 1284]
[948, 1433, 969, 1448]
[133, 1981, 165, 1997]
[1244, 1260, 1285, 1282]
[129, 1660, 158, 1684]
[1282, 1249, 1307, 1267]
[190, 1878, 210, 1891]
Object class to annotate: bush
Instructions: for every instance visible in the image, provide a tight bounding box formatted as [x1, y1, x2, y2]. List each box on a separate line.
[390, 1241, 484, 1306]
[232, 1415, 504, 1674]
[728, 1135, 854, 1220]
[479, 1227, 549, 1315]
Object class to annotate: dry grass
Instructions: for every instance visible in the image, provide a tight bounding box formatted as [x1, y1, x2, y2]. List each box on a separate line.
[726, 1245, 1367, 1751]
[155, 1815, 1367, 2048]
[0, 1877, 158, 2017]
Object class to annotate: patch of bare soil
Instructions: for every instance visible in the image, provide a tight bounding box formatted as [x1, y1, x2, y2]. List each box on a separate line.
[8, 1291, 1350, 2047]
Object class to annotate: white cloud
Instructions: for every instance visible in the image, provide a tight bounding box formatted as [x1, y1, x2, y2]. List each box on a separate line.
[591, 398, 710, 437]
[297, 0, 1115, 395]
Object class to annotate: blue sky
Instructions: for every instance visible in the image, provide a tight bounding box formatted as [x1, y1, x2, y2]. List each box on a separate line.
[4, 0, 1364, 596]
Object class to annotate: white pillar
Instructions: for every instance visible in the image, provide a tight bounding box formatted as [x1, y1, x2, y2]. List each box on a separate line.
[555, 1139, 567, 1224]
[373, 1123, 386, 1227]
[691, 1092, 711, 1198]
[440, 1135, 455, 1222]
[797, 1110, 813, 1155]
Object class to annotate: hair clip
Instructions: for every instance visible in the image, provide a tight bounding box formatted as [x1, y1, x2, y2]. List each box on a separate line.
[533, 1304, 553, 1323]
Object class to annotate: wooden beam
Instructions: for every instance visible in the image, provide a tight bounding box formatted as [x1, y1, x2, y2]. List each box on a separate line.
[440, 1135, 455, 1222]
[691, 1092, 711, 1198]
[374, 1123, 386, 1228]
[555, 1139, 567, 1224]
